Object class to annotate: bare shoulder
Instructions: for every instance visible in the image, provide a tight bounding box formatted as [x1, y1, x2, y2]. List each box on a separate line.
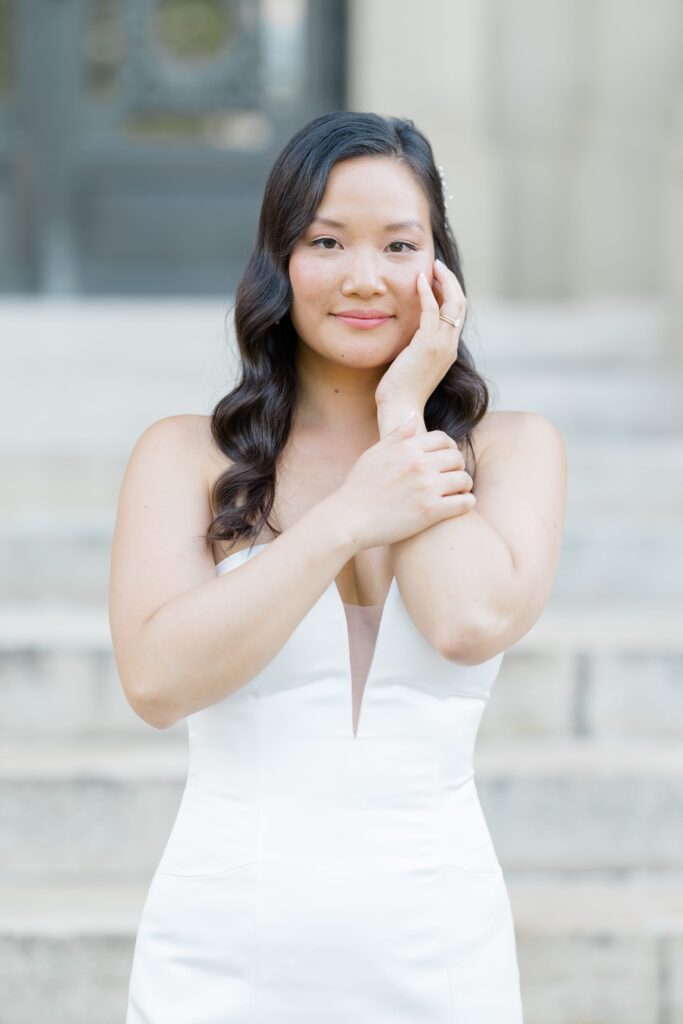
[471, 410, 567, 517]
[182, 412, 218, 464]
[113, 413, 214, 559]
[467, 410, 522, 465]
[475, 409, 528, 443]
[194, 414, 247, 559]
[193, 413, 234, 487]
[131, 412, 209, 456]
[109, 413, 227, 720]
[457, 410, 568, 652]
[474, 410, 566, 462]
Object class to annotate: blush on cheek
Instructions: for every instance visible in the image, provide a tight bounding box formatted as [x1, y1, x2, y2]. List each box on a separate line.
[293, 272, 332, 304]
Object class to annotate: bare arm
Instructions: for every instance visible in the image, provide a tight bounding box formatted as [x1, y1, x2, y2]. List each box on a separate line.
[377, 406, 567, 663]
[109, 416, 357, 730]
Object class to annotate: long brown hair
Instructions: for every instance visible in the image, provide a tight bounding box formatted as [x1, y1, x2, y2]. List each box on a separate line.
[207, 111, 491, 551]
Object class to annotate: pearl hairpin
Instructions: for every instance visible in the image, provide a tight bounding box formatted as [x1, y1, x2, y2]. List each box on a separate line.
[437, 164, 453, 229]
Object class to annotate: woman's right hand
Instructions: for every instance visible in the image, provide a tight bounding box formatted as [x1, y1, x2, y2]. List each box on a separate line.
[331, 411, 477, 551]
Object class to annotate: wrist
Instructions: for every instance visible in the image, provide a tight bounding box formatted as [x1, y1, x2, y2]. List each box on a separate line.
[314, 491, 364, 558]
[377, 403, 426, 438]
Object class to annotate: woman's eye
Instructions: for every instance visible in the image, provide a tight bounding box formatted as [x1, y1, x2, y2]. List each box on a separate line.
[388, 241, 417, 253]
[310, 238, 417, 253]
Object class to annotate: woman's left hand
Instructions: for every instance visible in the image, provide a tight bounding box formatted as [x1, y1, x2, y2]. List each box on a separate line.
[375, 257, 466, 413]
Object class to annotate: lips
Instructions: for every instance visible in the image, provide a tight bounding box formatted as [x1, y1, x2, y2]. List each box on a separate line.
[333, 310, 392, 319]
[333, 313, 393, 330]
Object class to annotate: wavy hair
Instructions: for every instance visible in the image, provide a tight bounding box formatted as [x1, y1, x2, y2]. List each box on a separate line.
[207, 110, 491, 551]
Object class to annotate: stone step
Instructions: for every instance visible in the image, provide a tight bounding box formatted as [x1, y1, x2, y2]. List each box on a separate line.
[0, 877, 680, 1024]
[2, 601, 681, 742]
[0, 299, 679, 464]
[557, 518, 682, 602]
[0, 452, 127, 516]
[0, 301, 668, 416]
[468, 297, 671, 369]
[2, 434, 683, 517]
[1, 736, 681, 883]
[564, 434, 683, 516]
[490, 365, 683, 433]
[0, 600, 184, 740]
[0, 298, 233, 458]
[0, 737, 187, 884]
[508, 878, 683, 1023]
[481, 602, 683, 741]
[475, 737, 683, 874]
[2, 509, 681, 602]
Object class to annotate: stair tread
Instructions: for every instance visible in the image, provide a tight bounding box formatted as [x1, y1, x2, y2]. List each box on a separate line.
[1, 878, 682, 936]
[0, 735, 681, 778]
[2, 600, 682, 650]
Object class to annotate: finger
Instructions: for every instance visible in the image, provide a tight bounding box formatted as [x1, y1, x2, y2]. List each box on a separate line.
[417, 271, 440, 329]
[433, 259, 467, 325]
[433, 258, 466, 304]
[436, 491, 477, 517]
[415, 430, 461, 453]
[434, 447, 467, 472]
[438, 469, 473, 496]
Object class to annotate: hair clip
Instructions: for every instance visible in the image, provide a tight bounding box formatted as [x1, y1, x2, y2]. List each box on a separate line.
[437, 164, 453, 229]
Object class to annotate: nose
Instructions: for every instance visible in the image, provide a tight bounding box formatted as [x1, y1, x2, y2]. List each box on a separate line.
[340, 248, 387, 297]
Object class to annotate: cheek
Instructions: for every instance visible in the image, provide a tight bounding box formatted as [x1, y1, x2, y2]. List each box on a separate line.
[393, 274, 422, 316]
[289, 254, 332, 305]
[391, 277, 425, 341]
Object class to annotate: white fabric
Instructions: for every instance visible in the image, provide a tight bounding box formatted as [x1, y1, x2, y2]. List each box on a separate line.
[126, 543, 524, 1022]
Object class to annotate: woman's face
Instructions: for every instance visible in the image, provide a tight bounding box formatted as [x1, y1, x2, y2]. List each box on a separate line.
[288, 156, 435, 367]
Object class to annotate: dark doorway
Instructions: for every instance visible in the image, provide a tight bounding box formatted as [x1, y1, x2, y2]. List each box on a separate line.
[2, 0, 346, 294]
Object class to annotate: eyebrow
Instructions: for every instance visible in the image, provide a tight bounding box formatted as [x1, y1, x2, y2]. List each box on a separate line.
[310, 216, 426, 235]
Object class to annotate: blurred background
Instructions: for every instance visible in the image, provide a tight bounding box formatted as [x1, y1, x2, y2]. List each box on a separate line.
[1, 1, 682, 1021]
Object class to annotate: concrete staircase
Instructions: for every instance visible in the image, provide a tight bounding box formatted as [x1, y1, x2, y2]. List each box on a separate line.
[1, 297, 682, 1023]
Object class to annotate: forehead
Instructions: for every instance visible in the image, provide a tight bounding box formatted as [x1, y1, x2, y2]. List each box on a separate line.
[314, 156, 430, 225]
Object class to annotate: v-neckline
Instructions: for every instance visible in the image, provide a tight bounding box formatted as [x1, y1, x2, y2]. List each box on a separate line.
[214, 542, 397, 740]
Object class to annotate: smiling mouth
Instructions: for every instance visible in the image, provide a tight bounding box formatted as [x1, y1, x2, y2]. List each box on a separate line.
[332, 313, 394, 329]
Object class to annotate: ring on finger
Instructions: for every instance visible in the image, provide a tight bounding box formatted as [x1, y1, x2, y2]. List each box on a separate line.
[438, 314, 461, 328]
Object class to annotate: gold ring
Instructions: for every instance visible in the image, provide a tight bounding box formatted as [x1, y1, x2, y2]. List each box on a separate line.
[439, 314, 461, 328]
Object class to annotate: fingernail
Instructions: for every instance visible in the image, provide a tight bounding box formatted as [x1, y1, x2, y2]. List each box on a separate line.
[401, 409, 416, 425]
[418, 272, 426, 283]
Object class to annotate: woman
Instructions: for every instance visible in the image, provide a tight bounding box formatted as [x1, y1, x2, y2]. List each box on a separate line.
[111, 110, 566, 1022]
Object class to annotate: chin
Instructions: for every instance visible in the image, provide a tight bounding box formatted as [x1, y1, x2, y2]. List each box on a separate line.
[336, 348, 395, 367]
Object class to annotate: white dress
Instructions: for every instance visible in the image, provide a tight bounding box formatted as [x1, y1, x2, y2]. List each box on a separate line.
[126, 542, 524, 1022]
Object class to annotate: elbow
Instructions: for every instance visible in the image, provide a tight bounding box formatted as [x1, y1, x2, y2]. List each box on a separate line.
[436, 614, 505, 666]
[139, 704, 177, 731]
[125, 679, 178, 730]
[111, 616, 182, 729]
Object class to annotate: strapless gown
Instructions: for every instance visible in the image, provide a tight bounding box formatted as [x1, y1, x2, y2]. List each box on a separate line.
[125, 542, 524, 1022]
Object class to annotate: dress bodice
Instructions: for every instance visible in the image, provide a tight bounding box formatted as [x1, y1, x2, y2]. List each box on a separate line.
[128, 541, 524, 1023]
[155, 542, 507, 880]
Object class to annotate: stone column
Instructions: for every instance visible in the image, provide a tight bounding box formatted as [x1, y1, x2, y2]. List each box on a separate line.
[346, 0, 683, 307]
[662, 92, 683, 366]
[346, 0, 503, 299]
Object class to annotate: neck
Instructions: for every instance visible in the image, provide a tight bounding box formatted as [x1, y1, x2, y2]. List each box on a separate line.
[293, 338, 388, 434]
